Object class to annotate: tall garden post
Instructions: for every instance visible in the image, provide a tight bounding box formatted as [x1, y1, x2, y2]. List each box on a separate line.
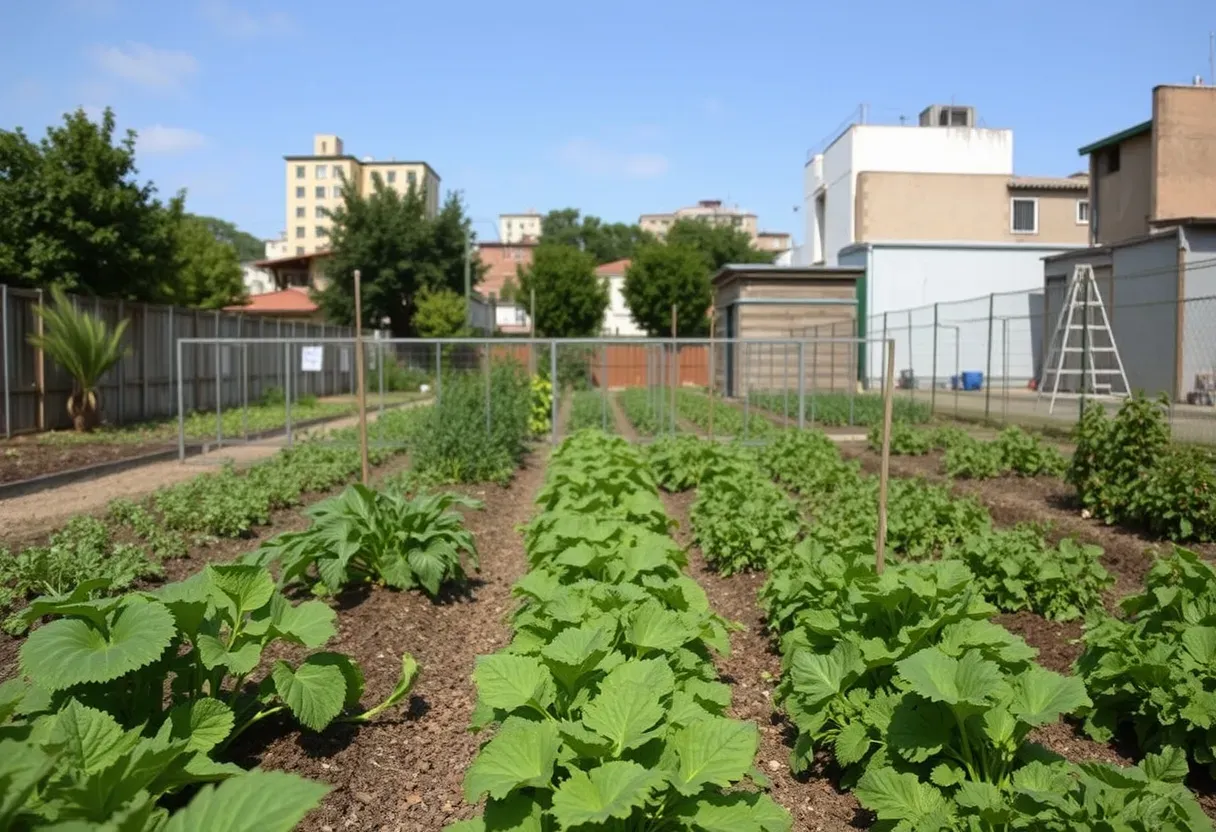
[708, 312, 716, 441]
[2, 284, 9, 438]
[907, 309, 915, 402]
[797, 341, 806, 429]
[284, 342, 292, 448]
[176, 339, 185, 461]
[379, 338, 386, 446]
[354, 269, 370, 486]
[669, 305, 677, 436]
[600, 346, 608, 431]
[484, 340, 492, 437]
[435, 342, 442, 403]
[810, 340, 818, 425]
[931, 303, 939, 414]
[742, 342, 750, 441]
[167, 307, 174, 418]
[984, 293, 995, 421]
[549, 340, 558, 444]
[241, 318, 249, 441]
[881, 312, 888, 395]
[876, 339, 895, 574]
[215, 311, 222, 449]
[1002, 318, 1010, 421]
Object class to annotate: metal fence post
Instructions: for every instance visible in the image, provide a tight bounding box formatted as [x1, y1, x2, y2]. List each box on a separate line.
[484, 341, 492, 437]
[810, 340, 818, 425]
[742, 343, 750, 440]
[2, 284, 9, 439]
[176, 339, 185, 461]
[168, 307, 175, 415]
[435, 342, 442, 404]
[241, 317, 249, 440]
[984, 293, 995, 421]
[378, 337, 386, 445]
[1002, 317, 1010, 421]
[600, 346, 608, 431]
[284, 342, 293, 448]
[848, 337, 856, 425]
[797, 341, 806, 429]
[550, 340, 559, 443]
[215, 312, 223, 449]
[907, 309, 914, 402]
[881, 312, 889, 392]
[930, 303, 939, 415]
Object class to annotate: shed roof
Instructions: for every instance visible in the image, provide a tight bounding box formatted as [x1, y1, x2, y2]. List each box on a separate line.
[224, 287, 318, 315]
[1077, 120, 1152, 156]
[711, 264, 863, 286]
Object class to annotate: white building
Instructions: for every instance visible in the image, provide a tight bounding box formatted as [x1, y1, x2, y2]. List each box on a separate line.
[499, 212, 542, 244]
[242, 262, 275, 296]
[597, 259, 645, 336]
[264, 236, 290, 259]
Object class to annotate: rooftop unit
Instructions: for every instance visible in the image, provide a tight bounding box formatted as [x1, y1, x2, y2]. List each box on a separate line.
[918, 104, 976, 128]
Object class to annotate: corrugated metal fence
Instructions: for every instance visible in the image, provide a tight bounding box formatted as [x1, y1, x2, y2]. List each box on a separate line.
[0, 284, 365, 436]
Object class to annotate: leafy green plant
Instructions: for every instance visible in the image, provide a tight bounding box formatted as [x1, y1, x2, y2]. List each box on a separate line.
[749, 390, 932, 427]
[691, 457, 801, 575]
[943, 435, 1006, 479]
[455, 430, 791, 830]
[1128, 446, 1216, 541]
[943, 525, 1111, 621]
[108, 498, 188, 560]
[617, 387, 663, 435]
[0, 695, 332, 830]
[1076, 547, 1216, 773]
[15, 564, 418, 743]
[0, 515, 161, 635]
[868, 422, 935, 455]
[27, 285, 129, 431]
[567, 389, 613, 433]
[251, 484, 480, 596]
[530, 374, 553, 435]
[676, 389, 776, 437]
[994, 426, 1067, 477]
[645, 434, 743, 492]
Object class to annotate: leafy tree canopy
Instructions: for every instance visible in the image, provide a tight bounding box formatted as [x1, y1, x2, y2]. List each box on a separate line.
[665, 217, 774, 273]
[188, 214, 264, 262]
[170, 215, 247, 309]
[518, 243, 607, 337]
[318, 180, 485, 337]
[0, 107, 181, 301]
[623, 243, 713, 337]
[540, 208, 654, 265]
[413, 287, 468, 338]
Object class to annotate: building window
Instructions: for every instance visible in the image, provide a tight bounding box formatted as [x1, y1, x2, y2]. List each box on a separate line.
[1076, 199, 1090, 224]
[295, 226, 305, 239]
[1011, 198, 1038, 234]
[315, 205, 326, 218]
[296, 206, 305, 219]
[321, 141, 327, 153]
[407, 171, 416, 186]
[295, 165, 305, 179]
[1106, 146, 1121, 174]
[334, 166, 345, 179]
[316, 225, 328, 238]
[332, 185, 342, 199]
[387, 171, 397, 184]
[371, 172, 382, 186]
[315, 164, 327, 179]
[315, 186, 326, 199]
[296, 246, 305, 255]
[295, 186, 305, 198]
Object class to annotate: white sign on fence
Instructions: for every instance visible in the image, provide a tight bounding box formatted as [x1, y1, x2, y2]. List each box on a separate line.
[300, 345, 324, 372]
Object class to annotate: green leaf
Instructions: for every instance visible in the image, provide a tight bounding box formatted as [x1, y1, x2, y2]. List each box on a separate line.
[1182, 626, 1216, 665]
[207, 564, 275, 615]
[271, 656, 348, 731]
[20, 600, 176, 691]
[1008, 666, 1091, 726]
[673, 792, 793, 832]
[668, 716, 758, 796]
[582, 681, 665, 754]
[271, 598, 337, 648]
[896, 648, 1001, 707]
[0, 679, 24, 724]
[167, 698, 236, 753]
[162, 769, 330, 832]
[406, 546, 447, 595]
[788, 642, 863, 706]
[473, 654, 556, 713]
[626, 601, 694, 652]
[1142, 746, 1190, 783]
[854, 767, 950, 823]
[833, 720, 871, 767]
[550, 761, 664, 827]
[464, 718, 560, 803]
[955, 781, 1005, 813]
[599, 658, 675, 701]
[51, 699, 135, 774]
[197, 635, 262, 675]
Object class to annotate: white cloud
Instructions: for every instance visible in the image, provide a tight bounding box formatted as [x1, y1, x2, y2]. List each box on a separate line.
[558, 139, 668, 180]
[136, 125, 206, 154]
[199, 0, 293, 38]
[92, 43, 198, 92]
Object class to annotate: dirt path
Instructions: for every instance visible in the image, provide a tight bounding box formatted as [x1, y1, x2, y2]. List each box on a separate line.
[239, 450, 546, 831]
[0, 404, 424, 540]
[608, 392, 639, 441]
[661, 489, 864, 831]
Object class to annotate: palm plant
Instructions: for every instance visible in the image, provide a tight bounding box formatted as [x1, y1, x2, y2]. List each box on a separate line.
[28, 286, 129, 431]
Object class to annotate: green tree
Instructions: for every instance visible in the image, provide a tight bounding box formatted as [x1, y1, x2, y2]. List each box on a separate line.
[518, 243, 607, 337]
[318, 179, 483, 336]
[413, 287, 468, 337]
[665, 217, 774, 273]
[622, 243, 713, 336]
[540, 208, 653, 264]
[189, 214, 264, 261]
[170, 216, 247, 309]
[498, 277, 519, 302]
[0, 108, 181, 300]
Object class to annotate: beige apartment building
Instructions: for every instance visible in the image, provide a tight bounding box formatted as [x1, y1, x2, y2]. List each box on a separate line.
[854, 172, 1090, 245]
[283, 134, 440, 255]
[640, 199, 761, 240]
[755, 231, 793, 254]
[499, 212, 542, 244]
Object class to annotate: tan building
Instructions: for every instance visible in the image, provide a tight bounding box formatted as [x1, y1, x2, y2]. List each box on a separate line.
[1079, 84, 1216, 246]
[854, 172, 1090, 245]
[284, 134, 440, 255]
[499, 212, 542, 244]
[755, 231, 793, 253]
[640, 199, 762, 240]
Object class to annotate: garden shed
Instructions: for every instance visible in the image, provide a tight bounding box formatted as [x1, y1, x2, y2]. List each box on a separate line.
[711, 264, 862, 397]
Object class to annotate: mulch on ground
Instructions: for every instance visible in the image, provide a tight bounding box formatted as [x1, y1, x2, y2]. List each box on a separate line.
[661, 488, 867, 832]
[0, 438, 173, 484]
[234, 451, 545, 831]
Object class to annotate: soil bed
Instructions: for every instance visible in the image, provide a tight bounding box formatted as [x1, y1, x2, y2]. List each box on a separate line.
[0, 438, 172, 484]
[233, 451, 545, 831]
[661, 488, 867, 831]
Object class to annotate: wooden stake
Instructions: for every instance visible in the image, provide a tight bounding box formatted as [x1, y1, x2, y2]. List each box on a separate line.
[708, 308, 715, 440]
[353, 269, 370, 486]
[670, 304, 677, 431]
[875, 338, 895, 574]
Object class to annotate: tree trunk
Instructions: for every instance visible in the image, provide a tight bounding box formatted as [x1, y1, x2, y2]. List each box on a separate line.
[67, 390, 100, 432]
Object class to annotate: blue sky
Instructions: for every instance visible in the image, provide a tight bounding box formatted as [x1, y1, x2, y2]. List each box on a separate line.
[2, 0, 1212, 247]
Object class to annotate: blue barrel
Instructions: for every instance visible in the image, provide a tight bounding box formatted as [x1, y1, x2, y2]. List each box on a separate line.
[961, 371, 984, 391]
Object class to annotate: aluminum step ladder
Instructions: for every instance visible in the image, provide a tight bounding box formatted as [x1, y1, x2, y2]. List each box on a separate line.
[1037, 263, 1130, 414]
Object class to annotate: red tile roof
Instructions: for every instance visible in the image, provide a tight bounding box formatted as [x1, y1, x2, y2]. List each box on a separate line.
[595, 259, 631, 276]
[225, 287, 319, 315]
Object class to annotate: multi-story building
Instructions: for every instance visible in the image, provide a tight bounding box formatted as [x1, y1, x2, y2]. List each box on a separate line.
[476, 241, 535, 299]
[639, 200, 761, 240]
[1043, 83, 1216, 402]
[283, 134, 440, 256]
[499, 212, 543, 244]
[597, 259, 645, 336]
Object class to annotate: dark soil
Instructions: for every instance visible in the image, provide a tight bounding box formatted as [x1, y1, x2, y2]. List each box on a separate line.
[661, 488, 868, 831]
[992, 611, 1084, 674]
[0, 438, 172, 484]
[235, 451, 544, 831]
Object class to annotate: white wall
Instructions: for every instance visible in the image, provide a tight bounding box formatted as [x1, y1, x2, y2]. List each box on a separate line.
[806, 124, 1015, 266]
[602, 274, 645, 336]
[242, 264, 275, 296]
[495, 302, 531, 330]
